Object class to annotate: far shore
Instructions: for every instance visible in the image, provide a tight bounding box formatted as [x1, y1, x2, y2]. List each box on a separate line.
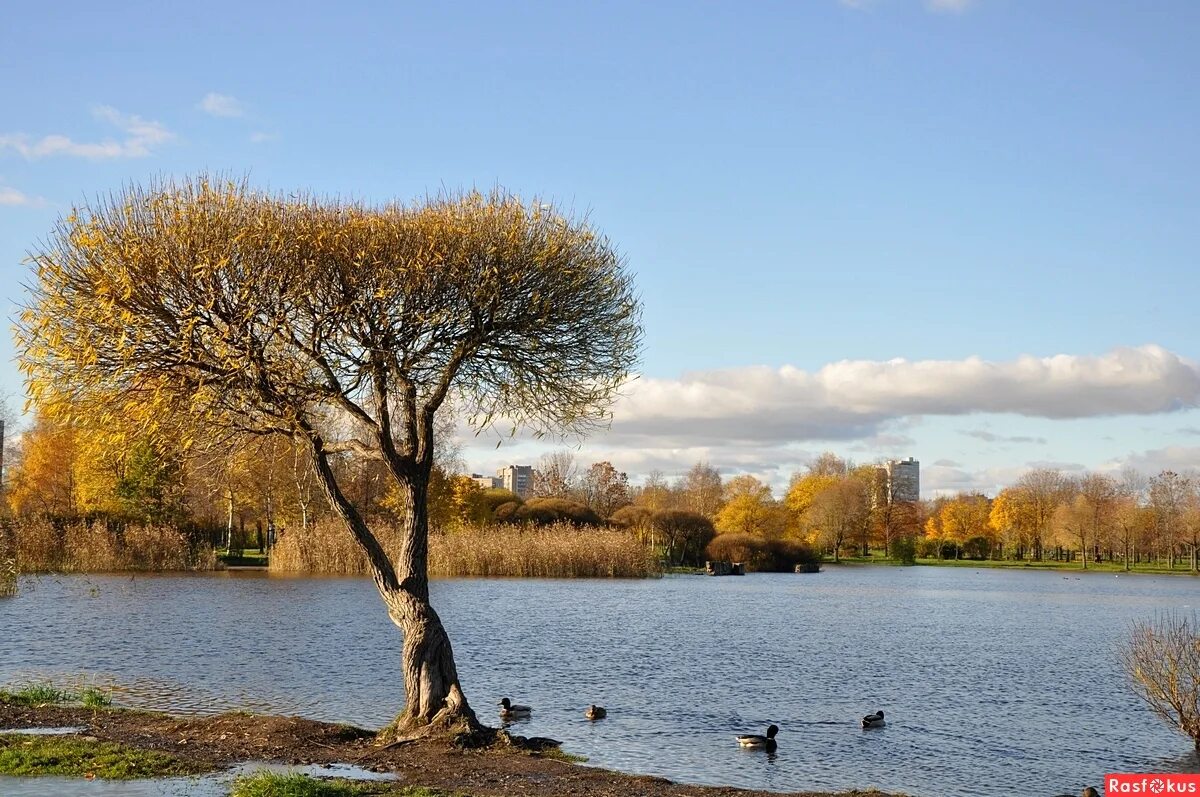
[825, 553, 1199, 576]
[0, 698, 898, 797]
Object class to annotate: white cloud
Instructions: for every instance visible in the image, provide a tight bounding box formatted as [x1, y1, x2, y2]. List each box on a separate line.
[249, 131, 278, 143]
[0, 106, 173, 160]
[1103, 445, 1200, 477]
[0, 185, 44, 206]
[926, 0, 974, 12]
[960, 428, 1047, 445]
[607, 345, 1200, 448]
[199, 92, 244, 118]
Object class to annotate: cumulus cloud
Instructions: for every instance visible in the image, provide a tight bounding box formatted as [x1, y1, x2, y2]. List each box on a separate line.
[607, 345, 1200, 447]
[199, 92, 244, 118]
[1105, 445, 1200, 476]
[0, 106, 173, 159]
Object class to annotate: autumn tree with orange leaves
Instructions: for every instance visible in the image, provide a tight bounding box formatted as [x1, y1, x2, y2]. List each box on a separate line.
[16, 177, 642, 736]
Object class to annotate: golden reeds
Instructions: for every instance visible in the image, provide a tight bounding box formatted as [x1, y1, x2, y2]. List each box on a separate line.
[0, 523, 16, 596]
[270, 520, 661, 578]
[11, 518, 216, 573]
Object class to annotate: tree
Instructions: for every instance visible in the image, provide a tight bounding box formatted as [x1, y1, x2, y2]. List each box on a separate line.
[1121, 613, 1200, 750]
[1076, 472, 1118, 566]
[6, 412, 79, 516]
[806, 476, 867, 562]
[579, 461, 630, 518]
[1052, 495, 1093, 568]
[632, 470, 675, 512]
[654, 510, 716, 566]
[989, 469, 1066, 560]
[17, 178, 641, 735]
[1150, 471, 1191, 569]
[934, 493, 992, 559]
[714, 475, 778, 537]
[529, 450, 578, 499]
[677, 462, 722, 517]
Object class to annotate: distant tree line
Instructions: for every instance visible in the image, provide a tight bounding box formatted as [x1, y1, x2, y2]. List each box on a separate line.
[6, 415, 1196, 572]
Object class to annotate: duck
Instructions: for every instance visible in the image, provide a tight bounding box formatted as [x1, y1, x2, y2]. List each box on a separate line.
[862, 710, 886, 728]
[498, 697, 531, 718]
[584, 704, 607, 720]
[736, 724, 778, 751]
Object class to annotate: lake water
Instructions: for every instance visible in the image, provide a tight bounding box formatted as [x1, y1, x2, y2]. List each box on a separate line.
[0, 567, 1196, 796]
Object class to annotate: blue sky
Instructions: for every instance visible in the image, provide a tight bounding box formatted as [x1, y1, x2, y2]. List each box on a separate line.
[2, 0, 1199, 496]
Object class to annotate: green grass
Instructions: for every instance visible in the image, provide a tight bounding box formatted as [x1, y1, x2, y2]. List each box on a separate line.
[0, 682, 115, 708]
[230, 772, 464, 797]
[537, 748, 588, 763]
[0, 733, 196, 779]
[80, 687, 112, 708]
[218, 548, 270, 567]
[0, 683, 74, 706]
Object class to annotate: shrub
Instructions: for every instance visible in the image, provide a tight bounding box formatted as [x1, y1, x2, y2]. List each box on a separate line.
[493, 501, 521, 523]
[704, 533, 818, 572]
[962, 535, 991, 560]
[891, 536, 917, 565]
[476, 488, 523, 519]
[1121, 612, 1200, 750]
[510, 497, 602, 527]
[916, 537, 958, 559]
[609, 505, 653, 530]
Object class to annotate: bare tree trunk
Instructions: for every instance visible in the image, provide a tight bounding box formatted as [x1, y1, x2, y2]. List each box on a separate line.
[385, 474, 476, 732]
[300, 424, 479, 739]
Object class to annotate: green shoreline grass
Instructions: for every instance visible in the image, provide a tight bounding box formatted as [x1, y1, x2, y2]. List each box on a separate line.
[0, 734, 196, 779]
[0, 683, 112, 708]
[231, 772, 468, 797]
[831, 552, 1198, 575]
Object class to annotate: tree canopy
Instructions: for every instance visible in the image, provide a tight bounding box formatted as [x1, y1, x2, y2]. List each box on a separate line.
[17, 176, 643, 733]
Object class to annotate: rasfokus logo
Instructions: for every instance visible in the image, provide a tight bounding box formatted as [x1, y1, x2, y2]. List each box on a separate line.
[1107, 774, 1200, 794]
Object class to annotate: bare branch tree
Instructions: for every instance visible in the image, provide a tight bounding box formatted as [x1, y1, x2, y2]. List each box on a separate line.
[1121, 612, 1200, 750]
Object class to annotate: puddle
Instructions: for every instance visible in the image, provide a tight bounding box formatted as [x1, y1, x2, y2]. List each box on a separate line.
[0, 726, 88, 735]
[0, 759, 396, 796]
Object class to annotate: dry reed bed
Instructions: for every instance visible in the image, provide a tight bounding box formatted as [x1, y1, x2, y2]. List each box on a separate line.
[0, 526, 15, 596]
[9, 518, 216, 573]
[271, 520, 661, 578]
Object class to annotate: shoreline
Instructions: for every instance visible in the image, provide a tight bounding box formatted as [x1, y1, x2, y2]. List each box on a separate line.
[0, 700, 898, 797]
[827, 556, 1200, 577]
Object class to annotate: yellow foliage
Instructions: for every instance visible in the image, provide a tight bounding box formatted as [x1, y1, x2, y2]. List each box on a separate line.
[715, 475, 781, 537]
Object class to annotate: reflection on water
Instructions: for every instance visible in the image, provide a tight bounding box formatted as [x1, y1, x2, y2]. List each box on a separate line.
[1, 568, 1198, 796]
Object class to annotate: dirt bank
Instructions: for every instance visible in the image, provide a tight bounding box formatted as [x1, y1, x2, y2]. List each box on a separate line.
[0, 700, 899, 797]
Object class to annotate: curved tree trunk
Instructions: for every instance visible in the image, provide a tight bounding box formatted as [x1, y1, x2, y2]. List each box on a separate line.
[300, 424, 480, 739]
[383, 474, 480, 734]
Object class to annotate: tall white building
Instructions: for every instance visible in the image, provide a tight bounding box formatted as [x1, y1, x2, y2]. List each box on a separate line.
[883, 458, 920, 503]
[497, 465, 533, 498]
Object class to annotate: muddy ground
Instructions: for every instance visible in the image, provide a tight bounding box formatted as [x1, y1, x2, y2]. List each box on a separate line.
[0, 700, 898, 797]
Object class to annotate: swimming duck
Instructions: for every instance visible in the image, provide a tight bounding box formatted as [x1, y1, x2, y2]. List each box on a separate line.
[862, 710, 885, 728]
[585, 704, 607, 720]
[498, 697, 531, 718]
[736, 724, 778, 751]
